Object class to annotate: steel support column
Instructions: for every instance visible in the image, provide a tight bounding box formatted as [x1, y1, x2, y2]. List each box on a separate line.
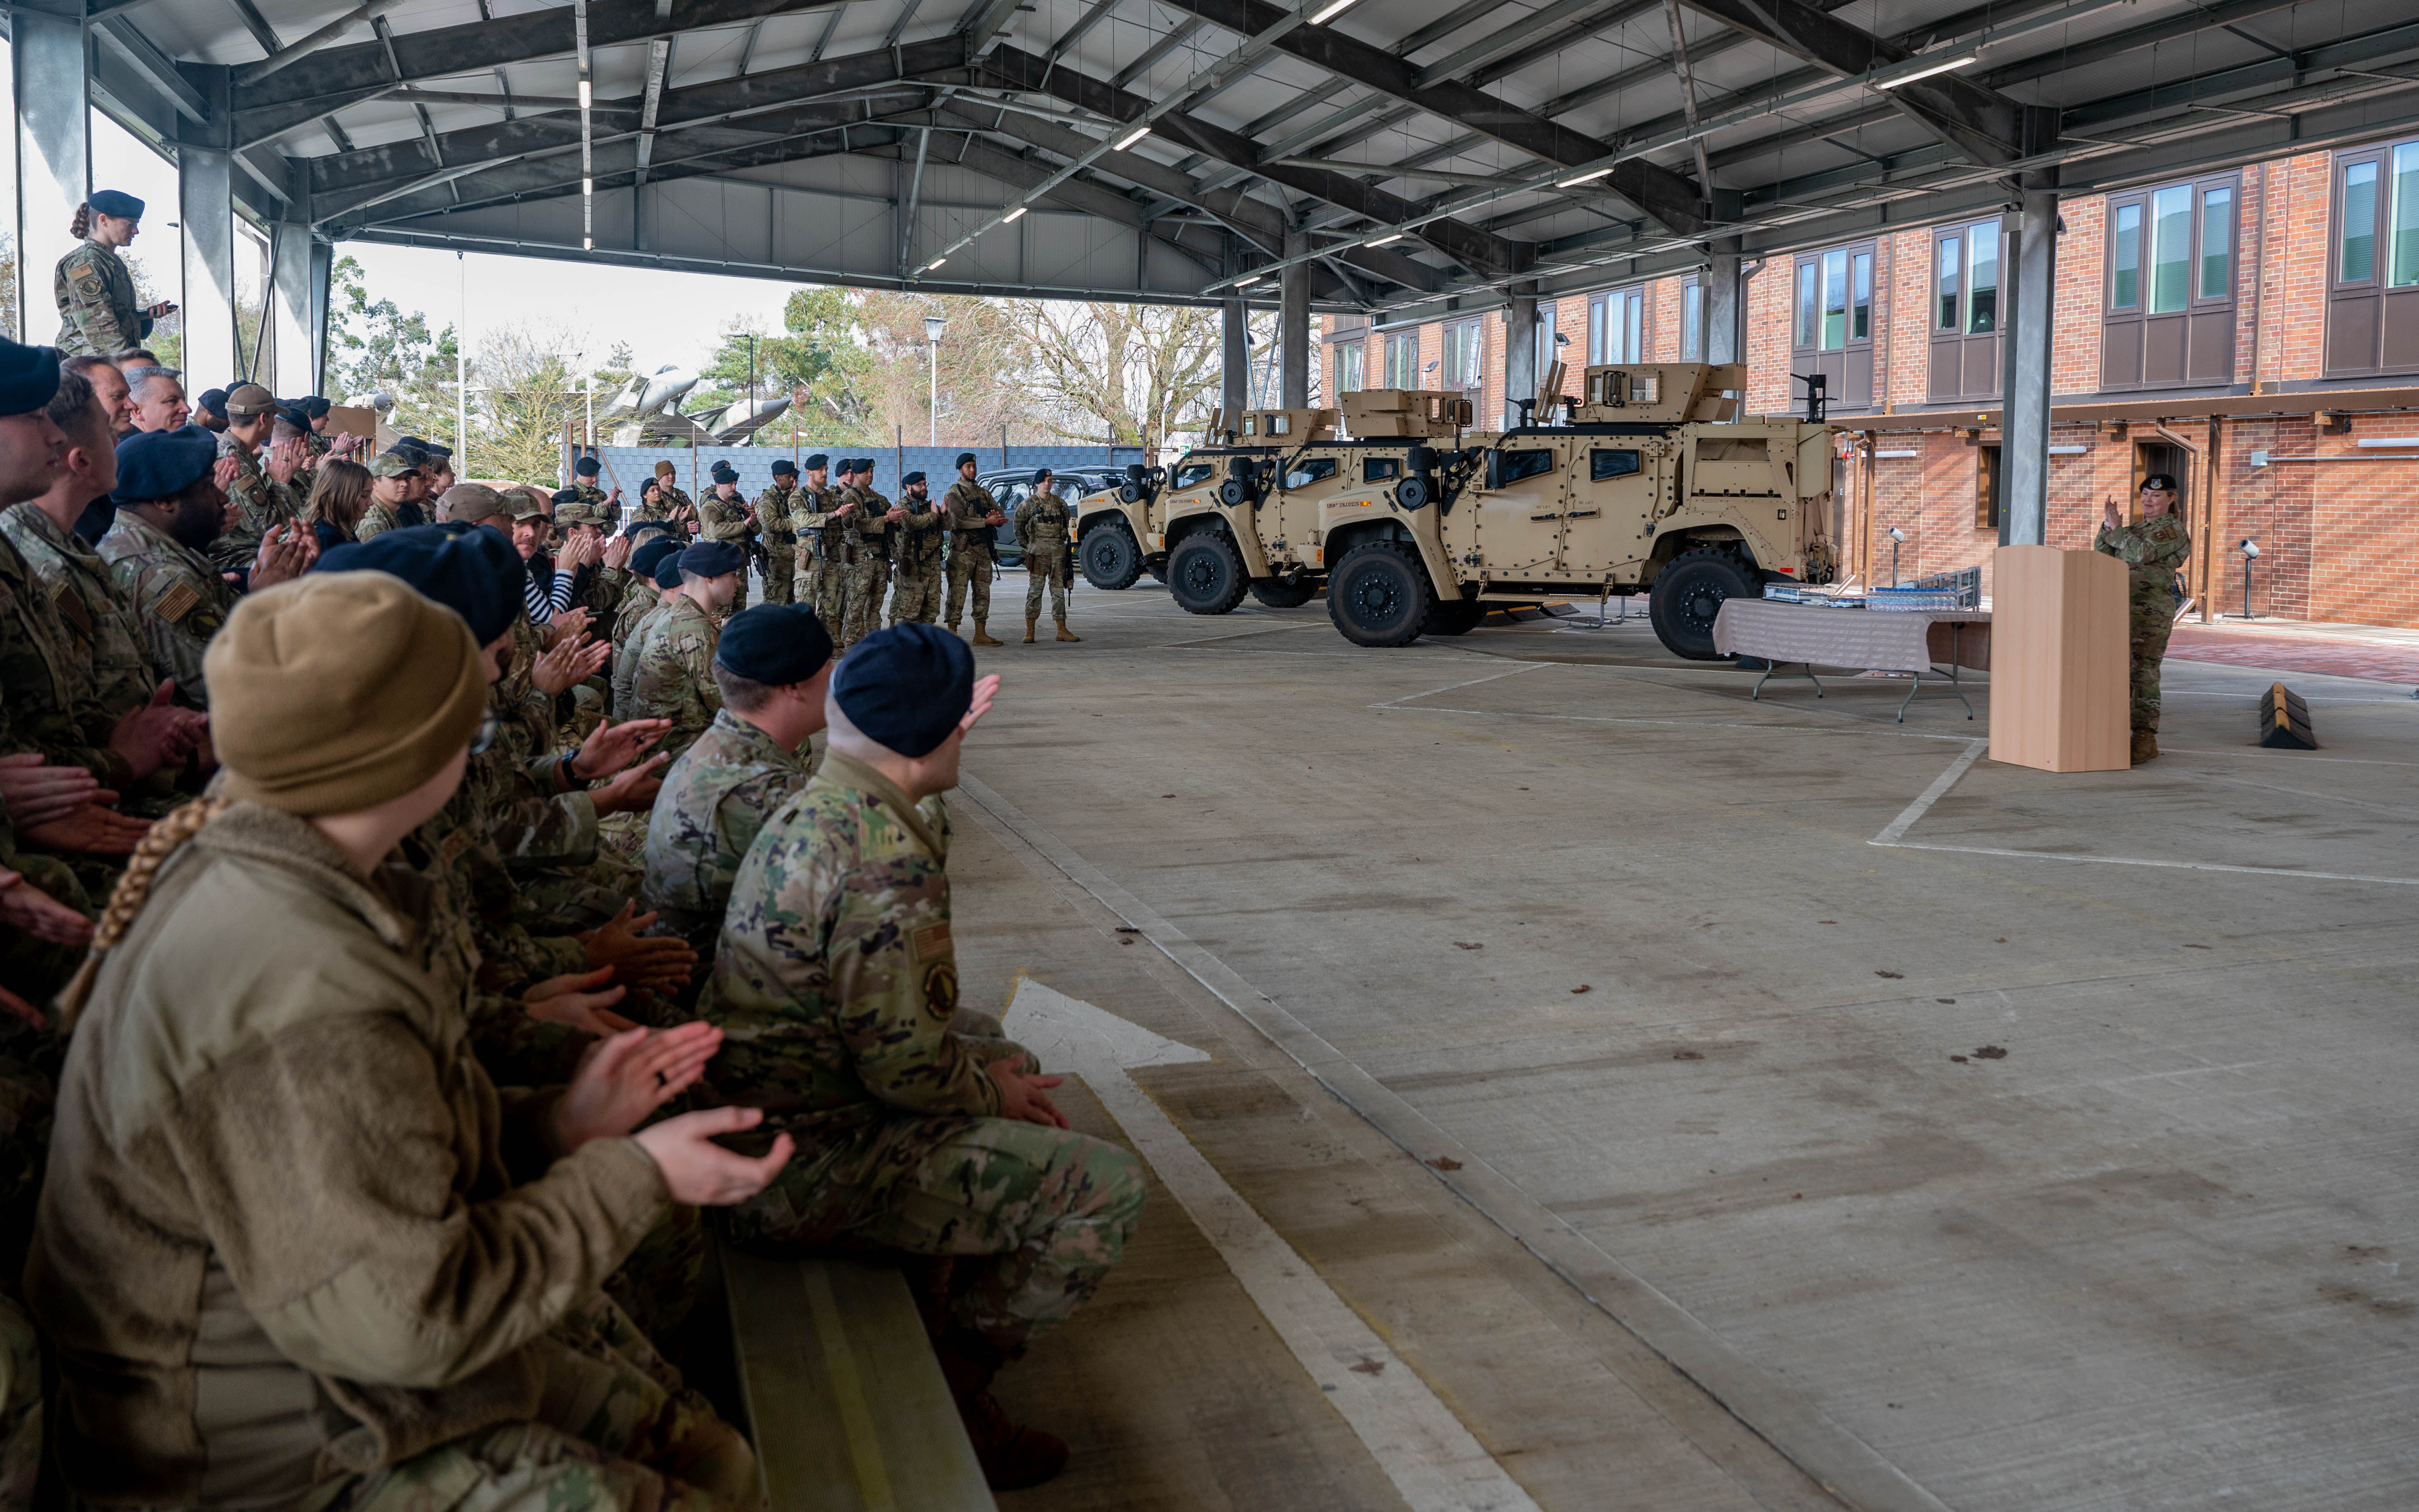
[1502, 281, 1538, 430]
[1705, 238, 1742, 366]
[179, 68, 241, 387]
[1999, 181, 2057, 547]
[1221, 298, 1247, 428]
[307, 237, 334, 394]
[1279, 227, 1309, 409]
[14, 0, 91, 345]
[268, 223, 315, 395]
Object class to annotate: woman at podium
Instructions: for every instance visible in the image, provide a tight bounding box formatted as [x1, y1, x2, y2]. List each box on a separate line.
[2096, 474, 2191, 763]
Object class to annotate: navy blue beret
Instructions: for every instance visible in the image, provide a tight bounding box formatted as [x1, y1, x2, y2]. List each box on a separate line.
[804, 453, 829, 469]
[715, 604, 832, 686]
[679, 540, 745, 578]
[574, 454, 600, 475]
[196, 388, 228, 418]
[770, 458, 797, 476]
[955, 452, 979, 469]
[901, 471, 926, 486]
[314, 523, 525, 646]
[833, 623, 974, 759]
[303, 396, 332, 418]
[87, 189, 144, 220]
[550, 487, 581, 506]
[110, 424, 218, 504]
[621, 518, 665, 540]
[632, 537, 681, 579]
[0, 338, 61, 418]
[709, 461, 738, 483]
[652, 550, 686, 589]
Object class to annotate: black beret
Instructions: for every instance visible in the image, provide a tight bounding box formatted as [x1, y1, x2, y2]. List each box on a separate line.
[621, 518, 666, 540]
[955, 452, 979, 469]
[550, 487, 582, 506]
[87, 189, 144, 220]
[771, 458, 798, 476]
[0, 338, 61, 418]
[804, 453, 829, 469]
[303, 396, 332, 418]
[574, 454, 601, 475]
[833, 623, 974, 759]
[652, 549, 687, 590]
[110, 424, 218, 504]
[195, 388, 228, 418]
[715, 605, 833, 686]
[709, 461, 738, 483]
[679, 540, 745, 577]
[639, 475, 661, 493]
[632, 537, 682, 580]
[314, 523, 525, 646]
[2140, 473, 2178, 492]
[901, 471, 926, 486]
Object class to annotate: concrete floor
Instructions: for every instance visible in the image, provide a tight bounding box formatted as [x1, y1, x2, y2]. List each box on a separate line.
[945, 580, 2419, 1512]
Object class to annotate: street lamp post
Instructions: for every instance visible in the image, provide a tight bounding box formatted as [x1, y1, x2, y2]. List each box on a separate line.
[924, 314, 946, 448]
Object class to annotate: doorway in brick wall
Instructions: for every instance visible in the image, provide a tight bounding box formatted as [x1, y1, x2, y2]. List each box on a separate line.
[2132, 441, 2191, 522]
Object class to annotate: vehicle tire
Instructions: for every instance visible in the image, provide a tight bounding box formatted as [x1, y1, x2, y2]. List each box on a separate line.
[1327, 540, 1435, 647]
[1649, 547, 1758, 660]
[1080, 525, 1143, 590]
[1166, 531, 1250, 615]
[1422, 596, 1483, 636]
[1249, 577, 1318, 609]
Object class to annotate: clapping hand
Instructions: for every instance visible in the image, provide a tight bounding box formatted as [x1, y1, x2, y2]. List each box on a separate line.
[571, 718, 669, 782]
[580, 900, 698, 995]
[552, 1022, 727, 1149]
[960, 673, 1000, 735]
[532, 633, 612, 697]
[0, 752, 101, 828]
[523, 966, 637, 1036]
[0, 869, 95, 948]
[251, 522, 317, 590]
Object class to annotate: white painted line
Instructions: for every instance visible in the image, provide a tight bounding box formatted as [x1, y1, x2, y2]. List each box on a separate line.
[956, 774, 1954, 1512]
[1875, 839, 2419, 886]
[1396, 703, 1981, 742]
[1370, 661, 1554, 708]
[1005, 979, 1543, 1512]
[1872, 738, 1990, 842]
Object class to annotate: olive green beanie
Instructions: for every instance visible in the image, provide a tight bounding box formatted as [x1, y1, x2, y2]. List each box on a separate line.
[206, 572, 487, 815]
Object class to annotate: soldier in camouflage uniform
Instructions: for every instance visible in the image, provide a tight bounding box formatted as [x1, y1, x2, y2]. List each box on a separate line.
[793, 454, 843, 616]
[629, 540, 742, 761]
[698, 461, 758, 612]
[642, 604, 830, 975]
[614, 542, 683, 722]
[2095, 473, 2193, 764]
[755, 456, 801, 605]
[640, 458, 700, 534]
[1015, 468, 1079, 643]
[888, 471, 946, 626]
[839, 458, 904, 649]
[207, 385, 306, 572]
[52, 190, 171, 357]
[0, 1006, 62, 1512]
[572, 452, 623, 527]
[700, 624, 1142, 1491]
[353, 449, 429, 539]
[943, 453, 1007, 646]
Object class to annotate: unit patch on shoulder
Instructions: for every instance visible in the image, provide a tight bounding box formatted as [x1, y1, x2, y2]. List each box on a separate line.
[155, 581, 202, 625]
[912, 920, 952, 960]
[50, 583, 91, 639]
[922, 960, 959, 1022]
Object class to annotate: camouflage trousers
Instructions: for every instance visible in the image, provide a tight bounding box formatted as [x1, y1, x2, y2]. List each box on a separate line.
[606, 1203, 708, 1345]
[2129, 599, 2174, 733]
[336, 1293, 759, 1512]
[809, 558, 845, 625]
[840, 562, 891, 648]
[1024, 541, 1069, 623]
[738, 1117, 1142, 1355]
[0, 1297, 38, 1512]
[760, 551, 794, 606]
[889, 566, 943, 627]
[945, 543, 994, 625]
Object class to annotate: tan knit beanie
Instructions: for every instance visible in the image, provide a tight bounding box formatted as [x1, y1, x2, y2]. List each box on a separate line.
[206, 572, 488, 815]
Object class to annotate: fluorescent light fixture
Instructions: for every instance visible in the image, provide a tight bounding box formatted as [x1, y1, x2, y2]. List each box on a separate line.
[2048, 444, 2087, 455]
[1309, 0, 1361, 23]
[582, 237, 593, 250]
[1113, 124, 1151, 150]
[1365, 233, 1402, 247]
[1003, 205, 1027, 223]
[1234, 274, 1263, 287]
[927, 257, 947, 270]
[1875, 52, 1977, 88]
[2356, 436, 2419, 447]
[1557, 166, 1612, 188]
[577, 79, 591, 107]
[1872, 448, 1918, 458]
[582, 177, 593, 195]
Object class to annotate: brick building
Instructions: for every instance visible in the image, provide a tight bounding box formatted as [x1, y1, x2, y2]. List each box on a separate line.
[1324, 137, 2419, 629]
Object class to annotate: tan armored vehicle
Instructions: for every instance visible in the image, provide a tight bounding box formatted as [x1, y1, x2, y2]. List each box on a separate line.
[1320, 363, 1841, 657]
[1073, 463, 1169, 589]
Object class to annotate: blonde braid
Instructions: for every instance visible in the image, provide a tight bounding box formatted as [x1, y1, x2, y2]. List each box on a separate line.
[54, 797, 229, 1032]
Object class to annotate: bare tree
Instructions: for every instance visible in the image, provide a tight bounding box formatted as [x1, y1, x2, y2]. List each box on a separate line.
[469, 320, 585, 484]
[1006, 301, 1233, 462]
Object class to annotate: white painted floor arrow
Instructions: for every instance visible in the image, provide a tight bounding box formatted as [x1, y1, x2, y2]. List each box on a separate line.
[1004, 977, 1543, 1512]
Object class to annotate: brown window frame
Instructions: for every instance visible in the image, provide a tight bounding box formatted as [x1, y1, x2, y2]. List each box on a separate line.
[1789, 242, 1876, 412]
[1929, 220, 2006, 401]
[1975, 442, 2001, 531]
[2325, 137, 2419, 378]
[2103, 173, 2238, 390]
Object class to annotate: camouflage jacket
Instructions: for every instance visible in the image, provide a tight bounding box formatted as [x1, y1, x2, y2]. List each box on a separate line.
[641, 707, 817, 953]
[2095, 514, 2191, 601]
[754, 485, 799, 550]
[2, 502, 157, 719]
[842, 488, 898, 567]
[1015, 490, 1073, 550]
[208, 433, 304, 571]
[571, 481, 620, 528]
[98, 513, 230, 709]
[571, 562, 631, 644]
[612, 595, 669, 722]
[627, 594, 721, 759]
[942, 480, 1002, 552]
[700, 488, 756, 549]
[354, 498, 427, 541]
[892, 494, 946, 575]
[699, 754, 999, 1193]
[0, 530, 134, 784]
[796, 485, 847, 560]
[639, 484, 697, 528]
[53, 241, 150, 357]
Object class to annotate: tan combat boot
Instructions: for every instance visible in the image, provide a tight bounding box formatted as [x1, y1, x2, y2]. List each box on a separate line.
[1055, 618, 1080, 642]
[2131, 729, 2159, 764]
[946, 618, 960, 635]
[1023, 616, 1037, 644]
[971, 618, 1003, 647]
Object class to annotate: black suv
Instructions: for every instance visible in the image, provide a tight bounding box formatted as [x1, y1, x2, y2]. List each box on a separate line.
[976, 469, 1117, 566]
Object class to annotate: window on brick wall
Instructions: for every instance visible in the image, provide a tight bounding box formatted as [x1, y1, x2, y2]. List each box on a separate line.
[1382, 330, 1419, 388]
[2326, 138, 2419, 376]
[1790, 242, 1875, 410]
[2104, 175, 2236, 389]
[1975, 443, 2002, 531]
[1930, 221, 2004, 400]
[1588, 286, 1646, 364]
[1335, 341, 1364, 394]
[1441, 317, 1484, 404]
[1681, 277, 1704, 361]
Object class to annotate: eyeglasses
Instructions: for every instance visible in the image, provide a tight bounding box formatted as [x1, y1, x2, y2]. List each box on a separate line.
[469, 708, 500, 756]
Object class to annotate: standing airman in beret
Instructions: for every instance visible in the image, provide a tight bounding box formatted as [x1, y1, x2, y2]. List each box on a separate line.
[571, 453, 621, 527]
[794, 454, 844, 617]
[755, 457, 800, 606]
[641, 458, 698, 534]
[888, 471, 946, 627]
[839, 460, 905, 649]
[54, 191, 176, 358]
[699, 461, 758, 613]
[941, 452, 1006, 646]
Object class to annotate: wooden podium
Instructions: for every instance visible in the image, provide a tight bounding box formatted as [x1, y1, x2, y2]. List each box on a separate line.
[1988, 546, 2130, 771]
